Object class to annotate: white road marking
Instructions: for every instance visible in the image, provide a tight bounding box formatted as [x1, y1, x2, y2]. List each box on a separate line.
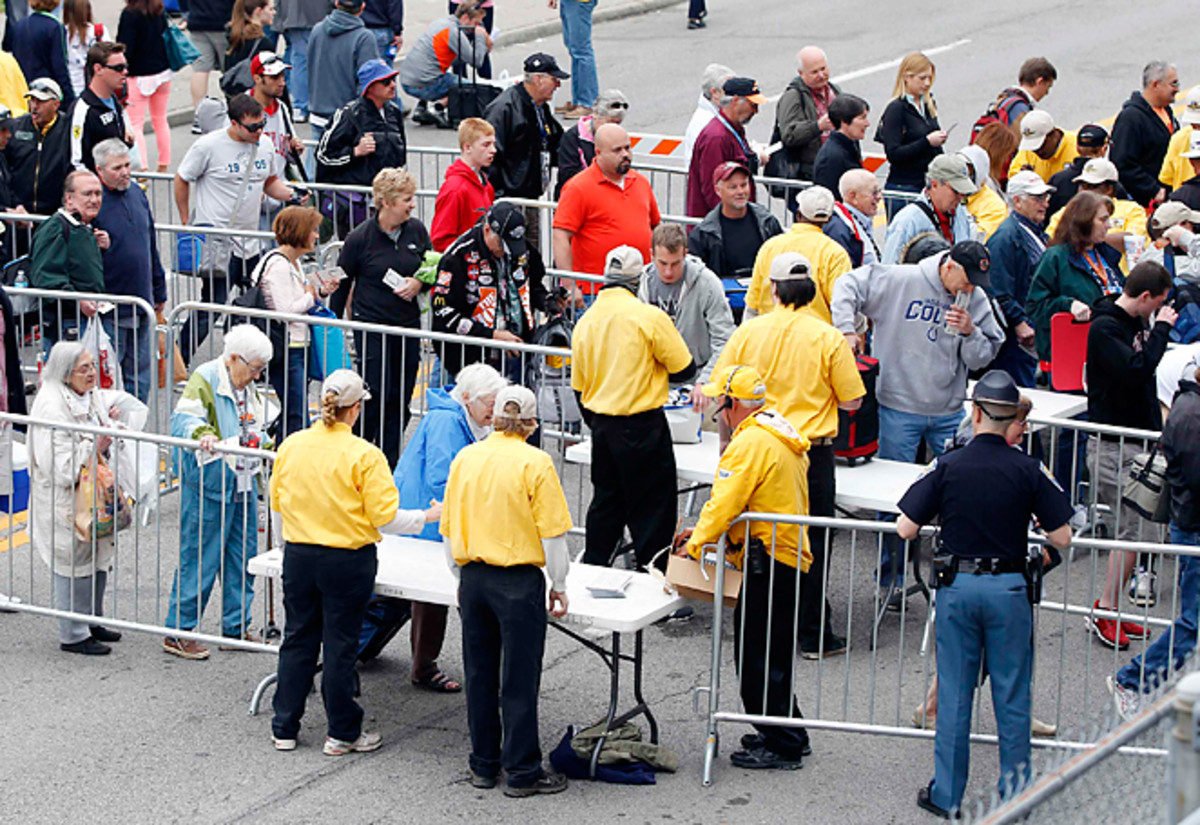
[765, 38, 973, 103]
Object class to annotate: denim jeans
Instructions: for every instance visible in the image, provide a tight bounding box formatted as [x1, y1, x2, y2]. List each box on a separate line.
[402, 72, 459, 102]
[559, 0, 598, 108]
[306, 120, 325, 179]
[283, 27, 311, 115]
[101, 311, 154, 402]
[877, 404, 964, 587]
[1117, 526, 1200, 694]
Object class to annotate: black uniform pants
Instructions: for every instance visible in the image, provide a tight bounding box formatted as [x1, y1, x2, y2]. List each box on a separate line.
[272, 542, 378, 742]
[354, 328, 420, 468]
[734, 555, 810, 758]
[799, 444, 836, 648]
[459, 562, 547, 787]
[583, 409, 677, 571]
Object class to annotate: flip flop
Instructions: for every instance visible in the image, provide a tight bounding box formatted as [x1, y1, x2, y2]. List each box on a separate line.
[412, 670, 462, 693]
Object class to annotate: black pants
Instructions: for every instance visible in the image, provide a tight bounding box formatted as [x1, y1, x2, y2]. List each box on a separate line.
[583, 409, 677, 571]
[734, 555, 810, 758]
[180, 255, 259, 363]
[272, 542, 378, 742]
[687, 0, 706, 17]
[354, 327, 420, 468]
[459, 562, 546, 787]
[799, 444, 836, 648]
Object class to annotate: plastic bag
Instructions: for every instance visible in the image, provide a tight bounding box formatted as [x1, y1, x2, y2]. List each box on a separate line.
[80, 318, 123, 392]
[74, 457, 133, 542]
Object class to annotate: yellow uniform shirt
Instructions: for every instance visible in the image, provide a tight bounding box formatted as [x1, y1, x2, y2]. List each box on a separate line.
[685, 409, 811, 572]
[966, 185, 1009, 240]
[1047, 197, 1146, 272]
[1009, 130, 1079, 182]
[571, 286, 693, 415]
[270, 421, 398, 549]
[744, 222, 852, 323]
[440, 430, 574, 568]
[1160, 125, 1195, 191]
[715, 306, 865, 439]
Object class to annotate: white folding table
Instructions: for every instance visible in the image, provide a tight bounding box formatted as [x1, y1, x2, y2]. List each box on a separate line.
[247, 535, 684, 777]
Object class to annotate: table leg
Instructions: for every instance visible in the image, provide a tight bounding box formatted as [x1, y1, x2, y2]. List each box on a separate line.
[588, 631, 622, 779]
[631, 630, 657, 744]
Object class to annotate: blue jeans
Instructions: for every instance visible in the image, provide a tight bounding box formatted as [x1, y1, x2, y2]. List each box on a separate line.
[559, 0, 598, 108]
[930, 572, 1033, 812]
[402, 72, 459, 102]
[270, 344, 310, 441]
[164, 458, 257, 637]
[306, 120, 325, 179]
[1118, 526, 1200, 693]
[283, 27, 311, 115]
[877, 404, 964, 587]
[101, 312, 154, 403]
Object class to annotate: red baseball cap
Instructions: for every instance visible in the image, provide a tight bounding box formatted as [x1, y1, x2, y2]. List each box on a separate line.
[712, 160, 752, 188]
[251, 51, 290, 77]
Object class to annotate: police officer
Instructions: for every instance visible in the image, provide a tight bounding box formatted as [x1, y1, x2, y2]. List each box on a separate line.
[572, 245, 696, 570]
[896, 370, 1073, 818]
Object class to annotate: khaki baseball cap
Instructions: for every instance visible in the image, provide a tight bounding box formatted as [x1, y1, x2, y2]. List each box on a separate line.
[926, 155, 978, 195]
[493, 385, 538, 419]
[322, 369, 371, 407]
[1073, 158, 1120, 184]
[768, 251, 812, 282]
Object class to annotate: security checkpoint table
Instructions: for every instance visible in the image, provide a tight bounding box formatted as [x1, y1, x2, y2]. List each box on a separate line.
[246, 535, 684, 776]
[964, 382, 1087, 427]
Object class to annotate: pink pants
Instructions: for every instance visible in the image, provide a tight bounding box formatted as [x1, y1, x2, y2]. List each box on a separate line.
[125, 78, 172, 168]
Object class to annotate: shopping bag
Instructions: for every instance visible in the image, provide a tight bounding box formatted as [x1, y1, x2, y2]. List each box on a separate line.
[74, 457, 133, 542]
[157, 311, 186, 388]
[309, 304, 352, 378]
[81, 318, 123, 392]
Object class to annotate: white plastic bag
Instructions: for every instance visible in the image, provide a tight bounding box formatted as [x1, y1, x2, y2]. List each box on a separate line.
[81, 318, 124, 393]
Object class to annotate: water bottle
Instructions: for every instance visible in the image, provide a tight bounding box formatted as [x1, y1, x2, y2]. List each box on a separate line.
[385, 44, 397, 65]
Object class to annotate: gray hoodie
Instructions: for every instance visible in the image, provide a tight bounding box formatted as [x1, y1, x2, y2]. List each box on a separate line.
[638, 255, 735, 384]
[830, 254, 1004, 416]
[307, 10, 380, 120]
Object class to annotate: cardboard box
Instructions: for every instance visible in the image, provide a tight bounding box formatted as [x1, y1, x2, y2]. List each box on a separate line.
[666, 552, 742, 608]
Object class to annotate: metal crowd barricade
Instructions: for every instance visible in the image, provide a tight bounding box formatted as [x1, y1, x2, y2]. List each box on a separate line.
[0, 411, 276, 654]
[695, 511, 1200, 788]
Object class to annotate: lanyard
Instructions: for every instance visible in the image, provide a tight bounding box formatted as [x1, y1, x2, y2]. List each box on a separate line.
[1083, 249, 1117, 293]
[716, 113, 751, 156]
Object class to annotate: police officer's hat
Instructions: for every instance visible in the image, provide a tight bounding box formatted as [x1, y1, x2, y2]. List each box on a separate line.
[972, 370, 1021, 409]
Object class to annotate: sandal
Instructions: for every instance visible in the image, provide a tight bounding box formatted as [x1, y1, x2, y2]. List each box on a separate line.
[412, 669, 462, 693]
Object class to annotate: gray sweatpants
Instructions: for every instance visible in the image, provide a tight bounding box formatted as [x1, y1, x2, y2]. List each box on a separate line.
[52, 570, 107, 645]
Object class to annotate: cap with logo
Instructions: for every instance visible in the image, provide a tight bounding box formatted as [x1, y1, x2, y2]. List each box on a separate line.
[1008, 170, 1055, 197]
[948, 240, 991, 289]
[485, 201, 527, 258]
[1018, 110, 1057, 152]
[768, 251, 812, 282]
[1181, 129, 1200, 160]
[322, 369, 371, 407]
[603, 245, 644, 285]
[357, 59, 399, 96]
[0, 105, 11, 130]
[25, 77, 64, 102]
[251, 51, 291, 77]
[712, 159, 751, 187]
[1151, 201, 1200, 231]
[1183, 86, 1200, 127]
[797, 185, 835, 221]
[493, 385, 538, 419]
[701, 364, 768, 402]
[722, 77, 768, 105]
[1076, 123, 1109, 149]
[926, 154, 979, 195]
[523, 52, 570, 79]
[1073, 157, 1119, 185]
[972, 369, 1021, 410]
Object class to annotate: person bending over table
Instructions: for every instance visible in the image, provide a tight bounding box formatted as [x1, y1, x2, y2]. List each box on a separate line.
[391, 362, 509, 693]
[674, 364, 813, 771]
[269, 370, 441, 755]
[440, 385, 572, 797]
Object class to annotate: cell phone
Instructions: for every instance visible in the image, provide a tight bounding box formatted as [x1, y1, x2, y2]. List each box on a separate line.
[944, 121, 958, 136]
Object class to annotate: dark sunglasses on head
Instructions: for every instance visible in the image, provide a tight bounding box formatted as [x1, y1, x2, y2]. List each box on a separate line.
[239, 120, 266, 132]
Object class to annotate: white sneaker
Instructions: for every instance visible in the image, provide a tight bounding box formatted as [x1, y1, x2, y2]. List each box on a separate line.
[1107, 675, 1140, 722]
[272, 735, 297, 751]
[323, 731, 382, 755]
[1129, 569, 1157, 607]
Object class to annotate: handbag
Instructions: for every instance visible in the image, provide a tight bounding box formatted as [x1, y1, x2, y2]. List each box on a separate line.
[74, 456, 134, 542]
[177, 142, 259, 279]
[308, 304, 352, 378]
[1122, 443, 1172, 523]
[163, 18, 201, 72]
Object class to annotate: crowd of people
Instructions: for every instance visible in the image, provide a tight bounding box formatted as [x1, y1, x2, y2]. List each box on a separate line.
[4, 1, 1200, 813]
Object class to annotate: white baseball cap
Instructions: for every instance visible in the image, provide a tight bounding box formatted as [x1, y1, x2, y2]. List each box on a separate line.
[1018, 110, 1056, 152]
[797, 185, 835, 221]
[1008, 170, 1054, 197]
[493, 385, 537, 420]
[322, 369, 371, 407]
[1073, 158, 1120, 185]
[1182, 130, 1200, 159]
[1183, 86, 1200, 126]
[768, 251, 813, 282]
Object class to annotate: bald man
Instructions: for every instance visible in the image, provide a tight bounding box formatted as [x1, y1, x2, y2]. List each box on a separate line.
[553, 123, 662, 297]
[771, 46, 842, 185]
[826, 168, 883, 267]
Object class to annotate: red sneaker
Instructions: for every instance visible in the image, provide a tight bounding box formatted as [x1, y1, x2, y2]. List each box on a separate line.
[1086, 602, 1130, 649]
[1119, 619, 1151, 640]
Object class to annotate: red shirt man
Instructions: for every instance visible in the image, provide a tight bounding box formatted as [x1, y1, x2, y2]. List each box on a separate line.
[430, 117, 497, 251]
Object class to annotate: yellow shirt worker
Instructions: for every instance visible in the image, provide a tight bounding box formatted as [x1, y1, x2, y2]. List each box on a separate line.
[965, 186, 1009, 240]
[572, 246, 696, 570]
[270, 370, 438, 757]
[1045, 158, 1147, 272]
[439, 385, 573, 796]
[1159, 88, 1200, 191]
[743, 186, 851, 323]
[677, 364, 814, 770]
[711, 250, 863, 657]
[1009, 110, 1078, 182]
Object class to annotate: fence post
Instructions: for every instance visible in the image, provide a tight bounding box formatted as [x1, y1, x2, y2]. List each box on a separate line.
[1171, 674, 1200, 822]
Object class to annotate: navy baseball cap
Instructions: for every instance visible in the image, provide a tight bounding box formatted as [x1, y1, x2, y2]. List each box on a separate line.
[722, 77, 768, 104]
[949, 240, 991, 289]
[486, 202, 527, 258]
[523, 53, 569, 79]
[1077, 123, 1109, 149]
[357, 59, 399, 96]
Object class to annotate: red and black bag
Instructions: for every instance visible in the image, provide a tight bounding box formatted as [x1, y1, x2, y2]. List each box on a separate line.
[834, 354, 879, 465]
[969, 88, 1030, 144]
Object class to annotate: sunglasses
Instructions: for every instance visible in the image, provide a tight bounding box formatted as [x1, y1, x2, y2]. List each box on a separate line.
[606, 101, 629, 110]
[104, 63, 129, 73]
[238, 120, 266, 132]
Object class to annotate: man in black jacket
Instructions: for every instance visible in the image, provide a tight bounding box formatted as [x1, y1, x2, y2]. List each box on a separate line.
[1086, 262, 1178, 649]
[431, 202, 556, 378]
[1047, 124, 1110, 217]
[1111, 61, 1180, 208]
[69, 42, 135, 172]
[7, 79, 71, 218]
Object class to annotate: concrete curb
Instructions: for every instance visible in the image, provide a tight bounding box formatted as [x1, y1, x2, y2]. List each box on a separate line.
[164, 0, 686, 129]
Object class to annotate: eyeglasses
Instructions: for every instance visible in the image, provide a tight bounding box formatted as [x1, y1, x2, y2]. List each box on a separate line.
[606, 101, 630, 110]
[235, 354, 266, 377]
[73, 362, 97, 375]
[104, 63, 129, 73]
[238, 120, 266, 132]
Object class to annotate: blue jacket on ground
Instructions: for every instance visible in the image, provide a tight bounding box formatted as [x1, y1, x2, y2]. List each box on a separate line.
[94, 182, 167, 318]
[307, 9, 379, 119]
[395, 387, 475, 541]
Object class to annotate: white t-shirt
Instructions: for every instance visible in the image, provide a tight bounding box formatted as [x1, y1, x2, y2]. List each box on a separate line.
[177, 129, 282, 257]
[1156, 342, 1200, 411]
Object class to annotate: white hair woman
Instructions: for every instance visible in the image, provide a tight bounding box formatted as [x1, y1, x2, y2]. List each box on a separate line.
[389, 362, 508, 692]
[162, 324, 273, 660]
[269, 370, 440, 754]
[554, 88, 629, 197]
[29, 341, 124, 655]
